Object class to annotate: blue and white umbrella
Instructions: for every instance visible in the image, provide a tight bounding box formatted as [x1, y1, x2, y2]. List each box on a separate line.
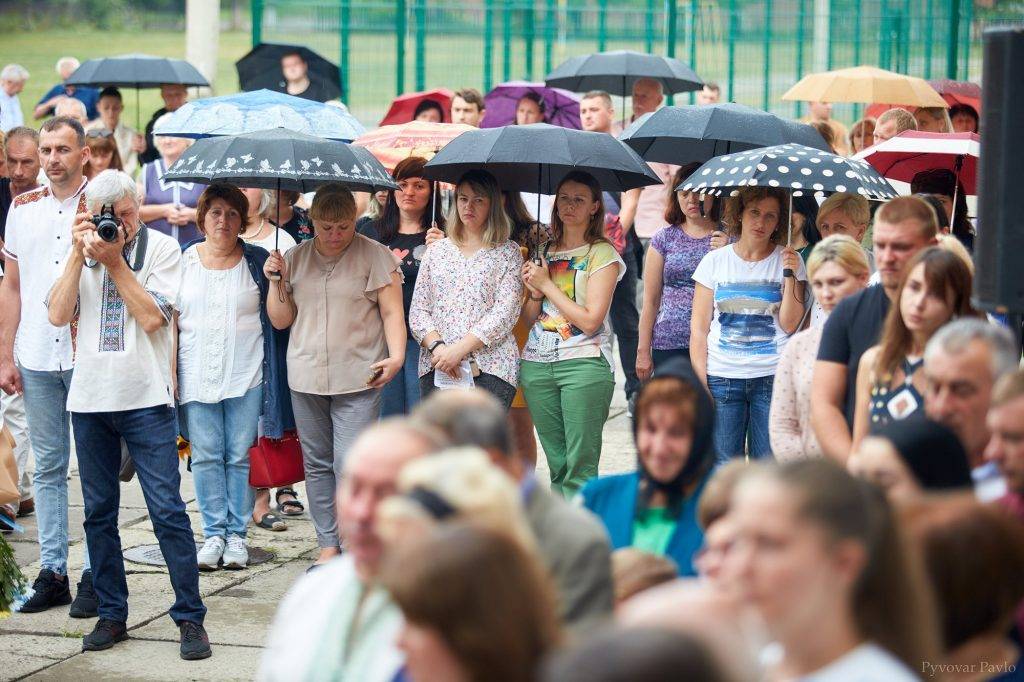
[677, 143, 899, 201]
[153, 89, 364, 142]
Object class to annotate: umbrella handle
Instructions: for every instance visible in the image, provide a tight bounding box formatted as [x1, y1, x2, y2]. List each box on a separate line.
[268, 183, 282, 281]
[783, 191, 794, 279]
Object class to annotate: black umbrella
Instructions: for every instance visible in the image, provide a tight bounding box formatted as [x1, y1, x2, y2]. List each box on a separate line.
[619, 103, 831, 164]
[65, 53, 209, 130]
[423, 123, 661, 261]
[236, 43, 342, 103]
[163, 127, 396, 268]
[545, 50, 702, 96]
[678, 143, 898, 278]
[422, 123, 661, 193]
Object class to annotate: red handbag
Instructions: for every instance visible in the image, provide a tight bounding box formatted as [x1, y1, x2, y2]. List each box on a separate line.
[604, 213, 627, 255]
[248, 430, 305, 488]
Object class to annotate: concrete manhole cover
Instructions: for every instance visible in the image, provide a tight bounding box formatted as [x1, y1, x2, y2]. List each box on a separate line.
[124, 543, 275, 567]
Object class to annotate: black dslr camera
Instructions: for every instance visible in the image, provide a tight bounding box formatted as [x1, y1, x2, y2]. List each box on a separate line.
[91, 205, 120, 243]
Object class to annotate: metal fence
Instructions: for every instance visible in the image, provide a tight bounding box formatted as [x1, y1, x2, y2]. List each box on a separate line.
[251, 0, 1024, 124]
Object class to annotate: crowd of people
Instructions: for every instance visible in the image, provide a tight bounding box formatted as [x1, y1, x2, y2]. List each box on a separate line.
[0, 51, 1021, 682]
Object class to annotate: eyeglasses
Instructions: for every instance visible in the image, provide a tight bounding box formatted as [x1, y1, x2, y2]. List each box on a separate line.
[86, 129, 114, 139]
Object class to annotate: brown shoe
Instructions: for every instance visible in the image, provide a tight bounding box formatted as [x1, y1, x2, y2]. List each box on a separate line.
[17, 498, 34, 517]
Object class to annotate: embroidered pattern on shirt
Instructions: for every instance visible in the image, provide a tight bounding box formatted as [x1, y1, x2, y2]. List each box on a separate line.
[99, 270, 126, 352]
[12, 186, 49, 207]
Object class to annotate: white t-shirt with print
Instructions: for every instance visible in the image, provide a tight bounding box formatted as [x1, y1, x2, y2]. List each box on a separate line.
[692, 244, 807, 379]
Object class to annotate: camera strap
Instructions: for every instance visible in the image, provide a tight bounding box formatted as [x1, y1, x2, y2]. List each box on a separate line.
[84, 223, 149, 272]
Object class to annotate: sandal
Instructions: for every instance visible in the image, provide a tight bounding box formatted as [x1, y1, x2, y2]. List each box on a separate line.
[253, 511, 287, 531]
[275, 488, 305, 516]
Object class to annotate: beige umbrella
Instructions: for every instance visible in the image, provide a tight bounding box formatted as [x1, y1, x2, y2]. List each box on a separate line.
[782, 66, 948, 108]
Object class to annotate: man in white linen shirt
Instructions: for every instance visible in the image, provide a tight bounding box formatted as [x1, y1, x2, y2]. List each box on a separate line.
[260, 419, 445, 681]
[0, 116, 95, 617]
[0, 64, 28, 132]
[47, 169, 210, 660]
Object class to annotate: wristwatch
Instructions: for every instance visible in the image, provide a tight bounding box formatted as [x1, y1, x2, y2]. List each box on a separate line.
[428, 339, 445, 354]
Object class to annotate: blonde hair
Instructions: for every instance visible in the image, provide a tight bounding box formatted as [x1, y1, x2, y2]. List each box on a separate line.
[992, 370, 1024, 408]
[936, 233, 974, 275]
[310, 183, 357, 222]
[806, 234, 871, 280]
[817, 192, 871, 229]
[877, 108, 918, 135]
[447, 170, 511, 248]
[379, 447, 536, 552]
[916, 106, 954, 133]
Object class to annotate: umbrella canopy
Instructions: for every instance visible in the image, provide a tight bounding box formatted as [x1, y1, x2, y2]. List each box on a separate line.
[481, 82, 581, 129]
[781, 66, 947, 107]
[422, 123, 661, 193]
[380, 88, 454, 126]
[352, 121, 476, 172]
[854, 131, 979, 195]
[544, 50, 702, 96]
[929, 79, 982, 115]
[678, 143, 898, 201]
[153, 89, 364, 142]
[620, 103, 830, 164]
[236, 43, 341, 102]
[161, 128, 397, 193]
[65, 54, 209, 89]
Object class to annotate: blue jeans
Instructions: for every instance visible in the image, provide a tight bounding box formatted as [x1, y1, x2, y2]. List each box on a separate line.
[707, 375, 774, 464]
[19, 366, 89, 576]
[180, 385, 261, 539]
[380, 341, 421, 417]
[72, 405, 206, 625]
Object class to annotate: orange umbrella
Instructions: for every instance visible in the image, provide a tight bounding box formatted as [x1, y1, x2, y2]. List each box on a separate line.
[782, 66, 948, 108]
[352, 120, 476, 173]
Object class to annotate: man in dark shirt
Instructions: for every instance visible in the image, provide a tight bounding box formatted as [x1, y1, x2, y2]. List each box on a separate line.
[811, 196, 938, 462]
[140, 84, 189, 165]
[0, 126, 40, 248]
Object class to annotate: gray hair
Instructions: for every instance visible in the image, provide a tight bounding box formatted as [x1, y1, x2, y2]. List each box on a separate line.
[54, 97, 87, 120]
[257, 190, 272, 216]
[85, 170, 140, 213]
[925, 318, 1020, 381]
[56, 56, 80, 76]
[1, 64, 29, 82]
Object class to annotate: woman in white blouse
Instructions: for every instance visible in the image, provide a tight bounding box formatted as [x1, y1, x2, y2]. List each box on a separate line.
[409, 170, 524, 408]
[240, 187, 298, 254]
[177, 183, 293, 570]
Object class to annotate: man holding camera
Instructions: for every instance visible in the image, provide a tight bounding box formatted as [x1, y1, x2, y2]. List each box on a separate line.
[47, 169, 211, 659]
[0, 116, 97, 617]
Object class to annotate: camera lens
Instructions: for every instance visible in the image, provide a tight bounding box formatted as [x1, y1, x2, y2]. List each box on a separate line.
[96, 217, 119, 243]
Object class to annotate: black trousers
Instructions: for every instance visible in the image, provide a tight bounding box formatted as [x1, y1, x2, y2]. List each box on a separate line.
[610, 231, 641, 400]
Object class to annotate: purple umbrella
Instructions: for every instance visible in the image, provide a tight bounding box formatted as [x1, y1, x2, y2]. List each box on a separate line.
[480, 81, 582, 129]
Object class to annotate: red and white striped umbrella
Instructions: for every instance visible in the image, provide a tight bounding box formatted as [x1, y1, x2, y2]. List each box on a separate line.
[854, 130, 979, 195]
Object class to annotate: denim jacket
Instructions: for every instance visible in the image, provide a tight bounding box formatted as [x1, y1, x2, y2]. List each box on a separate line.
[182, 238, 295, 438]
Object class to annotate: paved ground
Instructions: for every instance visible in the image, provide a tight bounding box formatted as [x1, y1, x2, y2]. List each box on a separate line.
[0, 369, 636, 680]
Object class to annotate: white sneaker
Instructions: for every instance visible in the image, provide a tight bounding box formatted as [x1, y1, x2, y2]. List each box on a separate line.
[222, 534, 248, 570]
[197, 536, 225, 571]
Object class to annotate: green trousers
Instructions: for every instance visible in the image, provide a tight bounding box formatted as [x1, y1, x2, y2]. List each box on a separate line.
[521, 357, 615, 499]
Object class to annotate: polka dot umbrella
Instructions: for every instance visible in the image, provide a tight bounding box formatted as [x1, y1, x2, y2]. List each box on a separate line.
[679, 143, 898, 276]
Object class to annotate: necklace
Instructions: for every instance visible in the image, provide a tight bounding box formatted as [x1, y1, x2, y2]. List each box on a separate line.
[242, 218, 267, 243]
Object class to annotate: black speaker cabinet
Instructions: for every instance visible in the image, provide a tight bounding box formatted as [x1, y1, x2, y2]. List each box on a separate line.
[974, 27, 1024, 314]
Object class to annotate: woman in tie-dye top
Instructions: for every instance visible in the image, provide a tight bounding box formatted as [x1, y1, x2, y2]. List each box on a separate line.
[521, 171, 624, 498]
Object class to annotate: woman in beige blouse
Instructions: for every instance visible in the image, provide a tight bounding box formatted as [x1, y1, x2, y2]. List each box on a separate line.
[768, 235, 869, 460]
[264, 185, 406, 567]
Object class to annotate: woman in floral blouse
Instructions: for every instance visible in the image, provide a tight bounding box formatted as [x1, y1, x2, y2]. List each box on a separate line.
[409, 170, 524, 408]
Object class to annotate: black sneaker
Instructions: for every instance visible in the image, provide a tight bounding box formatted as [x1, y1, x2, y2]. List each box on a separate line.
[179, 621, 212, 660]
[82, 618, 128, 651]
[69, 569, 98, 618]
[19, 569, 72, 613]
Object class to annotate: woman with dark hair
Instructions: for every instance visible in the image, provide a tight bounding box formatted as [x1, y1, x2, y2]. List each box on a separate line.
[268, 189, 314, 243]
[380, 523, 562, 682]
[726, 460, 940, 679]
[362, 155, 445, 416]
[636, 162, 718, 380]
[853, 247, 977, 446]
[178, 183, 294, 567]
[516, 92, 546, 125]
[521, 170, 624, 497]
[791, 194, 821, 262]
[413, 98, 444, 123]
[949, 103, 979, 134]
[903, 497, 1024, 681]
[690, 187, 807, 463]
[911, 168, 974, 251]
[581, 357, 716, 576]
[849, 417, 973, 502]
[409, 169, 523, 408]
